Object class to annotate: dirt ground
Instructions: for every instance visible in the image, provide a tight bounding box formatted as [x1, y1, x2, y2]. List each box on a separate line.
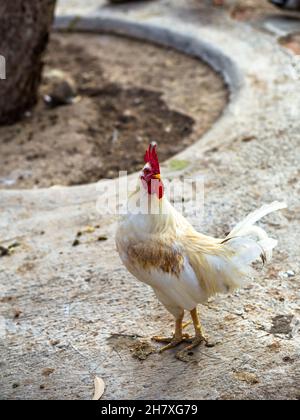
[0, 33, 227, 189]
[1, 0, 300, 401]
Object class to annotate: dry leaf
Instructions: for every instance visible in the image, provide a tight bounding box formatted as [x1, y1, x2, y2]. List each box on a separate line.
[130, 340, 155, 360]
[234, 371, 259, 385]
[92, 376, 105, 400]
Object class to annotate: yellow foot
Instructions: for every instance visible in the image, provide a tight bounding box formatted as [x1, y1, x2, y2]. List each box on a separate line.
[182, 320, 192, 330]
[176, 334, 211, 362]
[152, 334, 191, 353]
[152, 333, 190, 344]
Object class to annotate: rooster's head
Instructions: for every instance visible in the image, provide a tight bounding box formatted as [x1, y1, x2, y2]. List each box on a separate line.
[141, 142, 164, 200]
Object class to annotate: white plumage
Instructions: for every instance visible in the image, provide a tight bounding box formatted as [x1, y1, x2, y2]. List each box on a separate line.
[117, 188, 285, 308]
[116, 144, 286, 357]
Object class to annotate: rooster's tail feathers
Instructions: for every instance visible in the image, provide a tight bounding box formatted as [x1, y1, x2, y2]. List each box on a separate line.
[189, 202, 286, 299]
[226, 201, 287, 239]
[222, 201, 286, 267]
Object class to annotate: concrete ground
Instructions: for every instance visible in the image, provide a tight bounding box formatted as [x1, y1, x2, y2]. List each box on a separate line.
[0, 0, 299, 400]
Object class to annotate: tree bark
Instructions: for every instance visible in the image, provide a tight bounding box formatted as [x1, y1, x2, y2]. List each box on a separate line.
[0, 1, 56, 125]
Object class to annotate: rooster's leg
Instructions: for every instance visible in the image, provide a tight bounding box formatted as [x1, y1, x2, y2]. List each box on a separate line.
[152, 311, 191, 352]
[176, 308, 209, 360]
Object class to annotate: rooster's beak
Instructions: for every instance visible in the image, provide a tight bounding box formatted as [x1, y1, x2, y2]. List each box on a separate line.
[153, 174, 161, 180]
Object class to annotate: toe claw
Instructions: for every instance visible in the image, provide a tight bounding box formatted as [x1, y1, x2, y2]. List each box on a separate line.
[175, 335, 207, 361]
[152, 336, 173, 344]
[159, 340, 182, 353]
[152, 333, 191, 345]
[153, 333, 192, 353]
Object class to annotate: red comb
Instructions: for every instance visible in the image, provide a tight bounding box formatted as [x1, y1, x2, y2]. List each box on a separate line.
[144, 143, 160, 174]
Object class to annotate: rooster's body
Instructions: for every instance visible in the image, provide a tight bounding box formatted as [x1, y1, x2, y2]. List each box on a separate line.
[116, 144, 286, 359]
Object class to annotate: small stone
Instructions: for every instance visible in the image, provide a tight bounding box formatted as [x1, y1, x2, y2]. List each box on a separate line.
[0, 246, 9, 257]
[283, 356, 294, 363]
[72, 239, 80, 247]
[43, 69, 78, 107]
[50, 339, 60, 346]
[98, 236, 108, 242]
[286, 270, 295, 278]
[13, 309, 22, 319]
[270, 315, 294, 335]
[280, 270, 295, 279]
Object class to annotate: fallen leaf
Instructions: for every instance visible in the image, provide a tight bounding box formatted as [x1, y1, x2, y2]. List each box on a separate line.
[92, 376, 105, 401]
[234, 371, 259, 385]
[130, 341, 155, 360]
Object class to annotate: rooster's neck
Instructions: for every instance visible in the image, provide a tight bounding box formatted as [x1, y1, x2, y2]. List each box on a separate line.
[124, 182, 187, 236]
[125, 185, 169, 233]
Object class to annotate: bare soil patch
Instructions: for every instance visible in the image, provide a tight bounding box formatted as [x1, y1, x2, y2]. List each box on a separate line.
[0, 33, 227, 189]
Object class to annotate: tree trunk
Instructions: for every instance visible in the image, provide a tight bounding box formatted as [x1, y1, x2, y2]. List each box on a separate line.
[0, 0, 56, 125]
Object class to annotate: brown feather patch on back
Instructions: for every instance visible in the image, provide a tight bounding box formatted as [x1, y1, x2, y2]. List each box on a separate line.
[127, 240, 184, 277]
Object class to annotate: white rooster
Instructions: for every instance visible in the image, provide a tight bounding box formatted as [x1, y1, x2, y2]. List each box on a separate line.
[116, 144, 286, 359]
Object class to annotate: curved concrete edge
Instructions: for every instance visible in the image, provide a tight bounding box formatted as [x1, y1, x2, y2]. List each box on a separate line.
[54, 15, 244, 94]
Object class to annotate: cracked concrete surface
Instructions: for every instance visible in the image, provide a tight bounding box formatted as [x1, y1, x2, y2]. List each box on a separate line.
[0, 0, 299, 400]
